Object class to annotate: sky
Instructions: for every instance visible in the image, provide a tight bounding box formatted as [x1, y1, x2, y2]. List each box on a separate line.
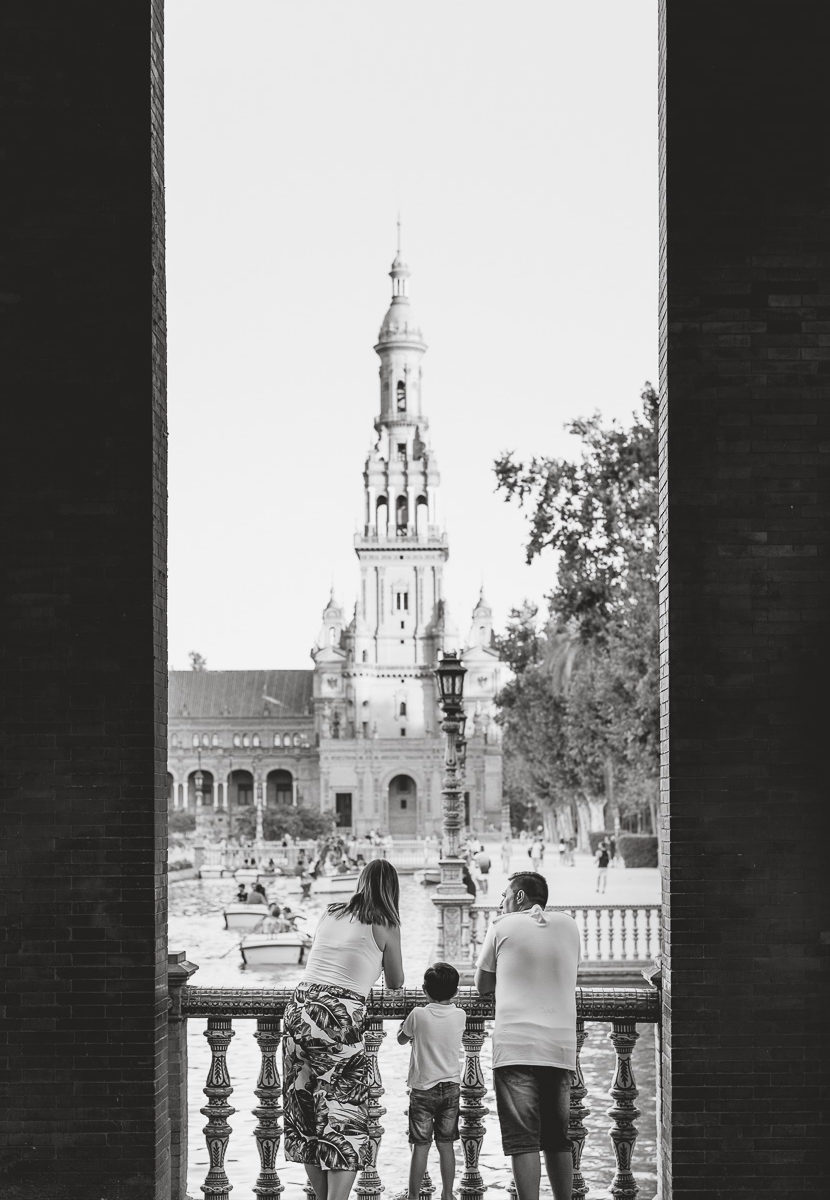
[165, 0, 658, 670]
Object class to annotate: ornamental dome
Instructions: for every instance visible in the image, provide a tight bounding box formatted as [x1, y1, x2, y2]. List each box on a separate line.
[377, 294, 425, 346]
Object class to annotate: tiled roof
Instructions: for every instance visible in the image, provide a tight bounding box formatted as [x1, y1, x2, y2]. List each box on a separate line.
[169, 670, 314, 719]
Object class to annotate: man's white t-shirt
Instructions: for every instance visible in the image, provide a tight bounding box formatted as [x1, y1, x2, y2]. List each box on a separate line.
[476, 906, 580, 1070]
[400, 1002, 467, 1090]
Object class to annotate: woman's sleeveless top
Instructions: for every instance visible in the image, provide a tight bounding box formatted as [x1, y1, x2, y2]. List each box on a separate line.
[303, 909, 383, 998]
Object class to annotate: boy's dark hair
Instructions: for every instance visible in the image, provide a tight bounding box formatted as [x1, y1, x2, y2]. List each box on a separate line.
[423, 961, 460, 1002]
[507, 871, 549, 907]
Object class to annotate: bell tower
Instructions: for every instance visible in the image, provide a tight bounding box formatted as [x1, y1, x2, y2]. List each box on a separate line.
[351, 230, 452, 735]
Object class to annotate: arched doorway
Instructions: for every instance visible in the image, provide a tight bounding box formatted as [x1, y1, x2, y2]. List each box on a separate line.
[228, 769, 253, 809]
[187, 769, 214, 808]
[388, 774, 417, 836]
[266, 769, 293, 807]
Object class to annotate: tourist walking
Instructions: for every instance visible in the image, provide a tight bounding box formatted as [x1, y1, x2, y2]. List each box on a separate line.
[283, 859, 404, 1200]
[595, 841, 610, 893]
[474, 872, 580, 1200]
[529, 835, 544, 872]
[500, 837, 512, 873]
[473, 846, 491, 894]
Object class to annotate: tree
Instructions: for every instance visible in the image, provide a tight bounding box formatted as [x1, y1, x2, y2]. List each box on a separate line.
[189, 650, 207, 671]
[494, 384, 659, 841]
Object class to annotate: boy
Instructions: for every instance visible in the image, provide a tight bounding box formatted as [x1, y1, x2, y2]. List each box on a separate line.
[397, 962, 467, 1200]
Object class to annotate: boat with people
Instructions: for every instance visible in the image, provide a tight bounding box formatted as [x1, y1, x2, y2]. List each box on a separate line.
[223, 903, 272, 931]
[240, 929, 313, 966]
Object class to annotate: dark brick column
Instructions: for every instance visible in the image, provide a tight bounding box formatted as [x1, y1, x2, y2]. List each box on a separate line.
[660, 2, 830, 1197]
[0, 4, 168, 1197]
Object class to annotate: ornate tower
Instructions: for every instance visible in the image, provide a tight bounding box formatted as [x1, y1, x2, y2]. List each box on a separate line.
[310, 231, 501, 838]
[351, 231, 453, 725]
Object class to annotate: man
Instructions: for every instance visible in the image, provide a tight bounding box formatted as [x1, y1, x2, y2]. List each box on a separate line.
[595, 840, 610, 893]
[474, 872, 580, 1200]
[473, 846, 491, 894]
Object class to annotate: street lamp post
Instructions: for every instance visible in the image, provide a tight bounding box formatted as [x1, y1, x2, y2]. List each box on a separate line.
[255, 764, 265, 846]
[432, 650, 474, 969]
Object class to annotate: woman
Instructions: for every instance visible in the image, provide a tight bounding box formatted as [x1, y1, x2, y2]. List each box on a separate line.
[283, 858, 404, 1200]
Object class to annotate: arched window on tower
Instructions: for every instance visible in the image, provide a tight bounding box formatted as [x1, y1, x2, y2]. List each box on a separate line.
[396, 495, 408, 534]
[399, 700, 407, 717]
[396, 380, 406, 412]
[416, 495, 428, 534]
[376, 495, 388, 535]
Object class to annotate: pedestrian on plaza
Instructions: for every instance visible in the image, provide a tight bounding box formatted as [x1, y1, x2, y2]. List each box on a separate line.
[396, 962, 466, 1200]
[461, 863, 477, 899]
[558, 837, 567, 866]
[608, 835, 617, 867]
[500, 837, 512, 873]
[473, 847, 492, 894]
[283, 859, 404, 1200]
[567, 836, 577, 867]
[474, 872, 580, 1200]
[529, 835, 544, 872]
[595, 841, 610, 893]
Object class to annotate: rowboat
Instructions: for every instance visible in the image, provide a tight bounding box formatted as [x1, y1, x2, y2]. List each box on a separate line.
[415, 867, 441, 886]
[234, 867, 261, 884]
[240, 931, 313, 967]
[309, 871, 360, 894]
[279, 871, 360, 895]
[223, 903, 271, 931]
[199, 864, 231, 879]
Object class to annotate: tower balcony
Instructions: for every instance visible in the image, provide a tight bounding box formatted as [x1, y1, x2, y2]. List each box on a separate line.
[355, 526, 448, 548]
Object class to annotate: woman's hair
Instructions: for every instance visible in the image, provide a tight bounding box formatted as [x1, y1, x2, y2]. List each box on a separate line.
[328, 858, 401, 927]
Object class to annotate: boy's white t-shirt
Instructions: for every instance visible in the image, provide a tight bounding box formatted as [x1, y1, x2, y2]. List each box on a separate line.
[400, 1002, 467, 1090]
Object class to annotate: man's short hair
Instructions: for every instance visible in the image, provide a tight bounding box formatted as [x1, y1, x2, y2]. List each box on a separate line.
[423, 961, 460, 1001]
[508, 871, 549, 907]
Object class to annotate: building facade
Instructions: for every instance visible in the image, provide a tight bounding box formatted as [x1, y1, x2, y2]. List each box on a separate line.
[167, 243, 503, 837]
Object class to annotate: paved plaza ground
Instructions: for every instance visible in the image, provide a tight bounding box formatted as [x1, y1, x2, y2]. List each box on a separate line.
[473, 842, 660, 908]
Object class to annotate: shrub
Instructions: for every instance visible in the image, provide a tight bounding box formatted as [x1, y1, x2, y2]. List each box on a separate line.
[169, 810, 196, 833]
[263, 805, 332, 842]
[617, 834, 658, 868]
[588, 830, 614, 854]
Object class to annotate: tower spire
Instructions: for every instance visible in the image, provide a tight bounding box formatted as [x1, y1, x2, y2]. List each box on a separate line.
[396, 211, 402, 257]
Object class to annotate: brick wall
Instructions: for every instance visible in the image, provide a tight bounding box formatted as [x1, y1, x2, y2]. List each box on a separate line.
[660, 2, 830, 1196]
[0, 4, 168, 1197]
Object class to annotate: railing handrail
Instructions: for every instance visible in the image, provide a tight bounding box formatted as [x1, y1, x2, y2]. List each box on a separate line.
[179, 983, 660, 1023]
[471, 901, 661, 912]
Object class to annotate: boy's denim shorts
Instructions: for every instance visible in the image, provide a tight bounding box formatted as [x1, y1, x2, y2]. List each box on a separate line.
[407, 1081, 461, 1144]
[493, 1065, 572, 1155]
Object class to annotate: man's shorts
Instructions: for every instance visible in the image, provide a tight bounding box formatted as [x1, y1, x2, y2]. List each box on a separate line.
[493, 1065, 572, 1155]
[407, 1081, 461, 1145]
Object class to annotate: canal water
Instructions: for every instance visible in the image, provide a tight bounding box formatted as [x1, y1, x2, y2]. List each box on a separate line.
[170, 873, 657, 1200]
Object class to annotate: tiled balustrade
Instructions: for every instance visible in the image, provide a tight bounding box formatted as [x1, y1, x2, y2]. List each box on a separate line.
[167, 964, 659, 1200]
[469, 905, 661, 968]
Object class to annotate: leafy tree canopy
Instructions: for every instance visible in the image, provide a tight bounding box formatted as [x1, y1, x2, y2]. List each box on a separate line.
[493, 384, 659, 838]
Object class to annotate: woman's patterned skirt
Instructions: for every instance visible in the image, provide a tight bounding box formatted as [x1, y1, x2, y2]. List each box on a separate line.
[283, 981, 370, 1171]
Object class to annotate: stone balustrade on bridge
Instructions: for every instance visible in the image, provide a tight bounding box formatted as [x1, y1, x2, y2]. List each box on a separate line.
[167, 960, 659, 1200]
